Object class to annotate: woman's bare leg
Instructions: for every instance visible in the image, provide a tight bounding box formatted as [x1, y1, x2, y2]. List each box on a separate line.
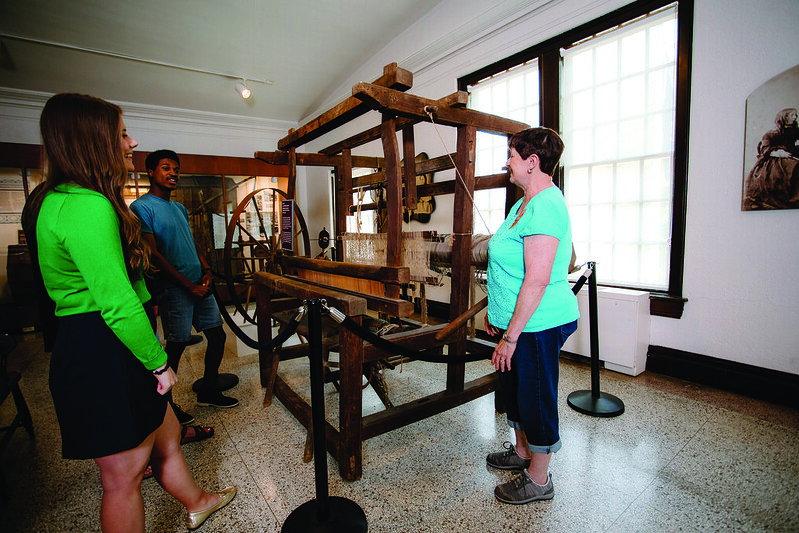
[513, 429, 532, 458]
[527, 452, 552, 484]
[514, 429, 551, 484]
[93, 435, 154, 533]
[149, 406, 220, 512]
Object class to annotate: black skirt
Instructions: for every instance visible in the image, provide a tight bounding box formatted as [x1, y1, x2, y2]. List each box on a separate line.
[49, 312, 167, 459]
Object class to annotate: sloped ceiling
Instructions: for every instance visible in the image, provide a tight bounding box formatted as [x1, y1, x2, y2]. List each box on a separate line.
[0, 0, 442, 123]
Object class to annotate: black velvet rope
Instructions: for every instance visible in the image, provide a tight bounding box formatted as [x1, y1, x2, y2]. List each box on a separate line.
[336, 314, 492, 364]
[212, 265, 591, 356]
[330, 266, 594, 363]
[212, 283, 302, 350]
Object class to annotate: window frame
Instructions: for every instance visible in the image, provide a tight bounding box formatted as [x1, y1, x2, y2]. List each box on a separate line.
[458, 0, 693, 318]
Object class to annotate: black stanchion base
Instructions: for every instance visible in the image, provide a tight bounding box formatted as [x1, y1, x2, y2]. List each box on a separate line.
[567, 390, 625, 418]
[191, 373, 239, 393]
[281, 497, 368, 533]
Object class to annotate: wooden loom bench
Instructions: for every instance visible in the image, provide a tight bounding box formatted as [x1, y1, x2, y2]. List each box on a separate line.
[253, 260, 498, 481]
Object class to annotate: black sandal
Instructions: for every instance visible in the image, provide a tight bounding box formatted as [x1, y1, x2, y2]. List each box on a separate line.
[180, 425, 215, 445]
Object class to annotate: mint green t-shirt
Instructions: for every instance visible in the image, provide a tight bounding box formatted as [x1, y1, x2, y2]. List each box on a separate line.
[36, 184, 167, 370]
[486, 186, 579, 332]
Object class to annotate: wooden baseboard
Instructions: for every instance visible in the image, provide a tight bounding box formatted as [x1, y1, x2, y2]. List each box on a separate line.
[647, 345, 799, 409]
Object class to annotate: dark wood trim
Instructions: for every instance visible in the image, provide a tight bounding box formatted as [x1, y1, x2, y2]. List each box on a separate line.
[0, 142, 289, 178]
[133, 151, 287, 176]
[0, 142, 41, 168]
[540, 49, 560, 131]
[647, 345, 799, 409]
[669, 0, 693, 305]
[649, 294, 687, 318]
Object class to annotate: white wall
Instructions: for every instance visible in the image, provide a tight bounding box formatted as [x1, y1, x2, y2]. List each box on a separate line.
[654, 0, 799, 373]
[2, 0, 797, 375]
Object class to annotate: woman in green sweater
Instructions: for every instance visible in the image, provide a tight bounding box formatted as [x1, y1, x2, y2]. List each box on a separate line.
[28, 93, 235, 531]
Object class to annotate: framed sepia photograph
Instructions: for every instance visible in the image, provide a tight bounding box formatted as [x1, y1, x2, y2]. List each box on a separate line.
[741, 64, 799, 211]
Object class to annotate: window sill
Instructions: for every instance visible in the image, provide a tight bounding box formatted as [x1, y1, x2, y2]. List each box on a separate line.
[649, 293, 687, 319]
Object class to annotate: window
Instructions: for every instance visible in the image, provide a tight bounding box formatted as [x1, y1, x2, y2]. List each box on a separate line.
[461, 0, 691, 317]
[562, 6, 677, 289]
[470, 60, 540, 234]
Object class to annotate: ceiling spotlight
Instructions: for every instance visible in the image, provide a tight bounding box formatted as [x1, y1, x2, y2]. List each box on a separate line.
[235, 80, 252, 99]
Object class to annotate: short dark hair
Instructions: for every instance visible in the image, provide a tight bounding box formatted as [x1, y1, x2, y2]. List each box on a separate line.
[508, 127, 564, 176]
[145, 149, 180, 172]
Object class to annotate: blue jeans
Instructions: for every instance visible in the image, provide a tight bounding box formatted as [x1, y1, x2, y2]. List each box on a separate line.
[497, 320, 577, 454]
[156, 286, 223, 343]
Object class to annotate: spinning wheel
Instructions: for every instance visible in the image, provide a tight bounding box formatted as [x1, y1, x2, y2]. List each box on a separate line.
[223, 188, 310, 324]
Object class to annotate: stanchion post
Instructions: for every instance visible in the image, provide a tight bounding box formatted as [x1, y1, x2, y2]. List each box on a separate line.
[588, 261, 600, 397]
[281, 299, 368, 533]
[307, 299, 330, 521]
[567, 262, 625, 418]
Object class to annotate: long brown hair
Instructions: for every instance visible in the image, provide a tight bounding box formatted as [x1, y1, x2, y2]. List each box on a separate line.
[37, 92, 150, 276]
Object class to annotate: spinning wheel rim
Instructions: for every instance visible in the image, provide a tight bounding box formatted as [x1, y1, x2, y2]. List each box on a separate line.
[222, 187, 311, 324]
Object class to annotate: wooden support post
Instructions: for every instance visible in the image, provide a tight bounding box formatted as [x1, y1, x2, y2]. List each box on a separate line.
[402, 125, 417, 211]
[256, 282, 277, 405]
[447, 125, 476, 393]
[342, 148, 353, 214]
[333, 165, 347, 262]
[287, 147, 297, 201]
[381, 113, 403, 300]
[338, 315, 364, 481]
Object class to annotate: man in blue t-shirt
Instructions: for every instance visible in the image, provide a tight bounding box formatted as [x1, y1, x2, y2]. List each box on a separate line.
[131, 150, 238, 423]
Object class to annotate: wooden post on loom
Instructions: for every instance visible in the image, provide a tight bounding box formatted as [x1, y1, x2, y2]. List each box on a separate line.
[333, 164, 347, 262]
[447, 125, 476, 393]
[381, 113, 403, 292]
[402, 124, 418, 211]
[256, 281, 276, 406]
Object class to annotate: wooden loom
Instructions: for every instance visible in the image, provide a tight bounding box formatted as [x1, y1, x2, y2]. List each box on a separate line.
[252, 63, 528, 481]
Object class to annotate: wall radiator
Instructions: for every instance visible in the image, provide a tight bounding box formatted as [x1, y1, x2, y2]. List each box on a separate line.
[562, 287, 650, 376]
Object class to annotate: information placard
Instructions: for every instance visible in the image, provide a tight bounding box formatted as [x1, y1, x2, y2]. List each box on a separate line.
[281, 199, 294, 252]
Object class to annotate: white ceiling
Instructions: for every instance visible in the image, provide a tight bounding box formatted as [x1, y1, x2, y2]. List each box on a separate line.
[0, 0, 443, 123]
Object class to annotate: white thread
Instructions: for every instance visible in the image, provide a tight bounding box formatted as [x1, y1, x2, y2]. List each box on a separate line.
[424, 107, 492, 234]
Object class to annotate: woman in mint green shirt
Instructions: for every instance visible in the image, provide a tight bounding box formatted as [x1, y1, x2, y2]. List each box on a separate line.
[29, 93, 234, 531]
[484, 128, 579, 505]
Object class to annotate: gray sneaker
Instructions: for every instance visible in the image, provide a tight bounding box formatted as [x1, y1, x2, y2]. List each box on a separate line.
[486, 441, 532, 470]
[494, 471, 554, 504]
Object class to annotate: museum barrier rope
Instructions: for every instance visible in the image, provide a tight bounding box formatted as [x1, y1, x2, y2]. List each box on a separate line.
[211, 283, 304, 350]
[321, 300, 493, 363]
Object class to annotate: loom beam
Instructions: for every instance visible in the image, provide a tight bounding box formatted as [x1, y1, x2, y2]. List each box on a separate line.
[253, 63, 529, 481]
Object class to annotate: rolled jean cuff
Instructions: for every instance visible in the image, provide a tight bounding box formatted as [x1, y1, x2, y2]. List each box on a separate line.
[507, 419, 523, 431]
[528, 439, 561, 455]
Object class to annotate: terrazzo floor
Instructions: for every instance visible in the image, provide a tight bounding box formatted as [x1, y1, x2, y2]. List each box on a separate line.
[1, 318, 798, 532]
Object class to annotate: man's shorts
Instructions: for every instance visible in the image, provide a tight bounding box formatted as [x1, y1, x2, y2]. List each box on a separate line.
[156, 286, 223, 343]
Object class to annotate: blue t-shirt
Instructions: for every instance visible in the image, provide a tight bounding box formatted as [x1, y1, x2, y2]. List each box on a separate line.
[130, 193, 202, 293]
[487, 186, 579, 332]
